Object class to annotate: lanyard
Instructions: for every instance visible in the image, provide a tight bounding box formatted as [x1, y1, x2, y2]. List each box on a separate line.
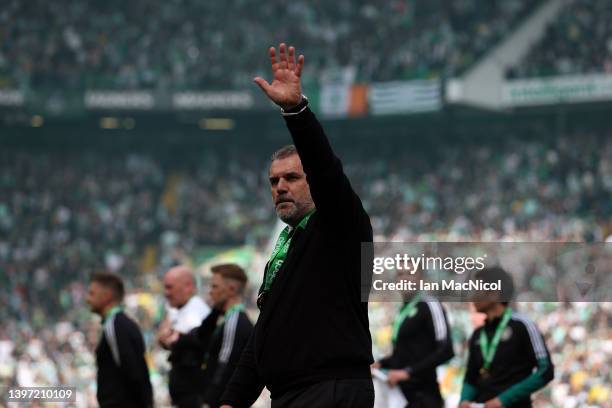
[480, 307, 512, 370]
[103, 305, 122, 324]
[263, 210, 315, 293]
[224, 303, 244, 319]
[214, 303, 245, 336]
[391, 293, 422, 344]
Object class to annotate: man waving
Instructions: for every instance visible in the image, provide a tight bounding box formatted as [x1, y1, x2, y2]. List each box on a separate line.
[219, 43, 375, 408]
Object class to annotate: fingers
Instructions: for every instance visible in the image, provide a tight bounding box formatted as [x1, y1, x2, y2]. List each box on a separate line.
[271, 43, 303, 75]
[253, 76, 272, 94]
[269, 46, 278, 73]
[279, 43, 288, 69]
[288, 46, 296, 71]
[296, 54, 305, 77]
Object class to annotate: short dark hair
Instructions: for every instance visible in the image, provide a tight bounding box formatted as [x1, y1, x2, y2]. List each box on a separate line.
[211, 263, 248, 293]
[473, 266, 515, 304]
[91, 272, 125, 301]
[270, 144, 298, 162]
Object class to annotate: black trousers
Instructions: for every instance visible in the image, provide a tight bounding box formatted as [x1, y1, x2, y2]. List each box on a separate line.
[169, 366, 204, 408]
[271, 379, 374, 408]
[404, 391, 444, 408]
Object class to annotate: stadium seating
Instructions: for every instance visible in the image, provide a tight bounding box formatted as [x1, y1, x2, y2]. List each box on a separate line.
[507, 0, 612, 78]
[0, 0, 542, 90]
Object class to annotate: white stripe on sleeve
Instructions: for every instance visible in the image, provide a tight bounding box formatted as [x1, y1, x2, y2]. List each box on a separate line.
[104, 315, 121, 366]
[218, 313, 239, 363]
[425, 301, 447, 341]
[512, 312, 546, 359]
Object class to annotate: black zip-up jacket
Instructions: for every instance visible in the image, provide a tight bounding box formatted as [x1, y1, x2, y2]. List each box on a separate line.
[461, 309, 555, 407]
[220, 105, 374, 405]
[378, 297, 454, 399]
[96, 311, 153, 408]
[174, 308, 253, 407]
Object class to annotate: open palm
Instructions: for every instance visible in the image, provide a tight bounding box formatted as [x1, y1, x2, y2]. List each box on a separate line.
[254, 43, 304, 110]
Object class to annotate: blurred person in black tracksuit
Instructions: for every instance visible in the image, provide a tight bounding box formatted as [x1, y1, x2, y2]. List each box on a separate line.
[87, 272, 153, 408]
[219, 43, 375, 408]
[373, 270, 454, 408]
[460, 267, 554, 408]
[166, 264, 253, 408]
[158, 265, 210, 408]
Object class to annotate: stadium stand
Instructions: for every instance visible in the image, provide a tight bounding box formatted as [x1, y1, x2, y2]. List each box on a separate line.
[1, 131, 610, 315]
[506, 0, 612, 78]
[1, 129, 610, 406]
[0, 0, 542, 90]
[1, 1, 611, 406]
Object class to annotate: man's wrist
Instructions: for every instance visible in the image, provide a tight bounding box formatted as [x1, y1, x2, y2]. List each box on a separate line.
[281, 95, 309, 116]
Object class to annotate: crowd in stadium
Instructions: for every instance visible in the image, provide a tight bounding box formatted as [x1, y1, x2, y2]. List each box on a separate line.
[0, 149, 273, 317]
[5, 0, 611, 91]
[2, 0, 612, 405]
[1, 297, 609, 407]
[0, 0, 542, 90]
[507, 0, 612, 78]
[2, 131, 610, 316]
[1, 129, 610, 406]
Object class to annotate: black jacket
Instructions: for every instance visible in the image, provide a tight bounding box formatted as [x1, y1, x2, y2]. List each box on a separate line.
[174, 308, 253, 407]
[96, 311, 153, 408]
[167, 323, 206, 403]
[220, 106, 374, 405]
[461, 309, 554, 407]
[378, 297, 454, 399]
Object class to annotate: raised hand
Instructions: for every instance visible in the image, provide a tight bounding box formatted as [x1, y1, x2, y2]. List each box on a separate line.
[253, 43, 304, 110]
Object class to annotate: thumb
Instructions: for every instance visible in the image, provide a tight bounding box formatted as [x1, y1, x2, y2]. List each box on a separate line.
[253, 77, 272, 95]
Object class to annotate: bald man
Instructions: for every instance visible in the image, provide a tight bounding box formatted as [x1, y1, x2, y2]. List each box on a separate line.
[158, 265, 210, 408]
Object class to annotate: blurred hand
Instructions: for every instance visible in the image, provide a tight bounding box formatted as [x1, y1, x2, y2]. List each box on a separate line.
[164, 330, 180, 347]
[219, 405, 233, 408]
[370, 361, 381, 369]
[156, 319, 173, 349]
[387, 369, 410, 386]
[485, 398, 503, 408]
[459, 402, 473, 408]
[254, 43, 304, 110]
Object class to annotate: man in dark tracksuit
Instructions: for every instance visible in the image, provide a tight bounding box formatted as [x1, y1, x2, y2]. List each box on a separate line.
[460, 267, 554, 408]
[219, 43, 374, 408]
[201, 306, 253, 406]
[87, 272, 153, 408]
[170, 264, 253, 408]
[375, 293, 454, 408]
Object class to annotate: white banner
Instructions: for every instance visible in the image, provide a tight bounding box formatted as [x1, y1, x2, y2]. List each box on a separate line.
[369, 80, 441, 115]
[503, 74, 612, 106]
[172, 91, 254, 110]
[84, 91, 155, 110]
[0, 89, 24, 107]
[319, 83, 351, 118]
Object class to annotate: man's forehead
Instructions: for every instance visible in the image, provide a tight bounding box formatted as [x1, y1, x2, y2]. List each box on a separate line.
[90, 282, 106, 292]
[269, 155, 304, 176]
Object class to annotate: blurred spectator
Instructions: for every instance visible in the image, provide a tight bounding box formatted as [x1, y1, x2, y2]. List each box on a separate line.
[507, 0, 612, 78]
[0, 0, 541, 90]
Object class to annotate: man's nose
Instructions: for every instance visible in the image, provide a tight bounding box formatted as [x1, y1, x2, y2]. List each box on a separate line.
[277, 178, 289, 192]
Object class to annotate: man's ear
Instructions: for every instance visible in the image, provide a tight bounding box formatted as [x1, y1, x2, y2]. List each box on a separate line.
[226, 281, 236, 296]
[102, 287, 115, 304]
